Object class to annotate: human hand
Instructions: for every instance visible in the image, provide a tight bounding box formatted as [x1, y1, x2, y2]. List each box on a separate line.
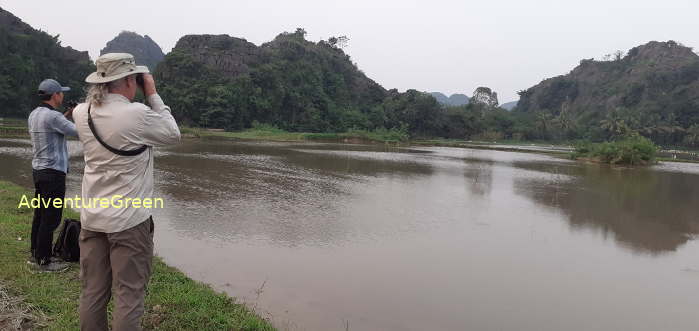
[63, 101, 77, 120]
[141, 74, 157, 97]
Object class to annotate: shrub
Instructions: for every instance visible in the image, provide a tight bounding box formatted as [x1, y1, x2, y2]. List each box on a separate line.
[572, 134, 657, 165]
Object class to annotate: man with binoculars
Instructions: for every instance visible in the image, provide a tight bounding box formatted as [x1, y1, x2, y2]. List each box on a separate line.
[72, 53, 180, 331]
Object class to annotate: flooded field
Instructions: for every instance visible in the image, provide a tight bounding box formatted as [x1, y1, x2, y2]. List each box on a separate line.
[2, 138, 699, 330]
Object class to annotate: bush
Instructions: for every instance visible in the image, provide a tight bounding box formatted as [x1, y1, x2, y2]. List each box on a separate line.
[572, 134, 657, 165]
[251, 121, 286, 133]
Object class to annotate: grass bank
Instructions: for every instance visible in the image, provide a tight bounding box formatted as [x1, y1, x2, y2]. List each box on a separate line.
[180, 124, 409, 144]
[411, 138, 573, 156]
[0, 180, 275, 330]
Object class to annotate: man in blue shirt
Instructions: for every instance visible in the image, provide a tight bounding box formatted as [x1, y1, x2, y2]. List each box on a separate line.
[28, 78, 78, 272]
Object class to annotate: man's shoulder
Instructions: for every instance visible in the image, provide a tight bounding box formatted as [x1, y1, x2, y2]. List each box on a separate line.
[28, 106, 47, 117]
[126, 101, 150, 111]
[28, 106, 59, 123]
[72, 103, 87, 118]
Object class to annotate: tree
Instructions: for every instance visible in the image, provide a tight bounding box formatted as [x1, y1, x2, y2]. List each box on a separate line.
[600, 109, 633, 140]
[614, 50, 625, 61]
[683, 124, 699, 147]
[336, 36, 349, 49]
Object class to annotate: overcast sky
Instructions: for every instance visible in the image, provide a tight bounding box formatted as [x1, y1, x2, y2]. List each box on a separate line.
[2, 0, 697, 101]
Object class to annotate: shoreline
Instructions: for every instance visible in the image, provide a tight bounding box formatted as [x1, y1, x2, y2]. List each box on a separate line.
[0, 180, 275, 330]
[2, 123, 699, 164]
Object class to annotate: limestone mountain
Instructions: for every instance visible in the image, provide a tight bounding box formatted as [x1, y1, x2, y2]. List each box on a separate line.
[155, 29, 392, 131]
[500, 100, 518, 110]
[0, 7, 94, 117]
[429, 92, 470, 106]
[516, 40, 699, 144]
[101, 31, 165, 70]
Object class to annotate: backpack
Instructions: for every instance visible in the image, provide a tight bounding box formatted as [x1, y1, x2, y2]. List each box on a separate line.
[53, 218, 81, 262]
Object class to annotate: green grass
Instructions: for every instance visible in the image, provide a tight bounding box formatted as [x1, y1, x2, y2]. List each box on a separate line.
[0, 180, 275, 330]
[180, 124, 409, 144]
[0, 117, 29, 138]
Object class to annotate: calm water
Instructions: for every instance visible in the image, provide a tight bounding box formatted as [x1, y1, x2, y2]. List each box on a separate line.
[2, 138, 699, 331]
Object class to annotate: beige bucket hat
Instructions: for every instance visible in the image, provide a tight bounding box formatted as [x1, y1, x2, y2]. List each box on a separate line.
[85, 53, 149, 84]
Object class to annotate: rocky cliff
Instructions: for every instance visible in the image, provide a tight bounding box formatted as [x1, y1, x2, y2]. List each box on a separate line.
[101, 31, 165, 70]
[470, 87, 499, 107]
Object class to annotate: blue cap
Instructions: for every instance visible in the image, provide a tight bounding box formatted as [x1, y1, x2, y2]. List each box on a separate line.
[38, 79, 70, 95]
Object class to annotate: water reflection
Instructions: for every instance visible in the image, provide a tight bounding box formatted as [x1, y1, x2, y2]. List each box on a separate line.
[513, 161, 699, 253]
[153, 140, 438, 247]
[464, 162, 494, 196]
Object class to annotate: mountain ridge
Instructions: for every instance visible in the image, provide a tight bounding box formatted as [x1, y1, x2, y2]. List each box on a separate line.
[429, 92, 470, 106]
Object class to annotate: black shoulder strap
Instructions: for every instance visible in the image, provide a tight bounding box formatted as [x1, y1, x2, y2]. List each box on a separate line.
[87, 103, 148, 156]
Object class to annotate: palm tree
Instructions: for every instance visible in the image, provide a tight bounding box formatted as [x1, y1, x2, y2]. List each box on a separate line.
[683, 125, 699, 147]
[600, 112, 630, 139]
[535, 111, 553, 139]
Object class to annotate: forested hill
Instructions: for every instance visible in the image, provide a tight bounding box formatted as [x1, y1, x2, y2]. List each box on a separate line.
[0, 7, 94, 117]
[154, 29, 449, 136]
[515, 41, 699, 145]
[156, 29, 387, 131]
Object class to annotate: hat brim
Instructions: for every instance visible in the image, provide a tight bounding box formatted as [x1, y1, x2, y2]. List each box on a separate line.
[61, 87, 71, 92]
[85, 66, 150, 84]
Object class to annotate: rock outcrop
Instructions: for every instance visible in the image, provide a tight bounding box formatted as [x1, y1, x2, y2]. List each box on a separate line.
[101, 31, 165, 70]
[470, 87, 499, 107]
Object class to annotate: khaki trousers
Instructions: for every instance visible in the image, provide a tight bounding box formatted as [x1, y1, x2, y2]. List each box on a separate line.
[79, 217, 154, 331]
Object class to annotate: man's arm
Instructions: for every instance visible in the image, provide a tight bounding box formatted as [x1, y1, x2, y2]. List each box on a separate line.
[139, 94, 181, 147]
[51, 112, 78, 137]
[137, 74, 180, 147]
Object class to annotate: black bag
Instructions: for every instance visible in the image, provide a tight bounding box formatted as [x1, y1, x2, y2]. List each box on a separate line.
[53, 218, 81, 262]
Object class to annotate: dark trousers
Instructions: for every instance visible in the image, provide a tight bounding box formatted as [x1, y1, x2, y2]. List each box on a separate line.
[31, 168, 66, 264]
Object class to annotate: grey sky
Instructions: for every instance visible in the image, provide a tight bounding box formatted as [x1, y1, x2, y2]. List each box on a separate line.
[2, 0, 697, 101]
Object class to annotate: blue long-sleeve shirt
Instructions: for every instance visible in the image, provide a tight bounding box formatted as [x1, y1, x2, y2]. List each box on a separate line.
[28, 103, 78, 174]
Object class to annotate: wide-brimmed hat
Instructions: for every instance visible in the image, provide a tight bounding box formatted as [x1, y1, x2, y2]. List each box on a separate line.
[85, 53, 149, 84]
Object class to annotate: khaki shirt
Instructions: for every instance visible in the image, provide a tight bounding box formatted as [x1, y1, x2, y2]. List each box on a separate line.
[72, 93, 180, 233]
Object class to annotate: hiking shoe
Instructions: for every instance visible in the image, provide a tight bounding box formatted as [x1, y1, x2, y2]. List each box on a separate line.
[27, 256, 63, 265]
[35, 261, 69, 273]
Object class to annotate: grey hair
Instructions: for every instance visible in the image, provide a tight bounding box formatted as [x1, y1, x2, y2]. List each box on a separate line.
[85, 83, 109, 106]
[85, 77, 130, 106]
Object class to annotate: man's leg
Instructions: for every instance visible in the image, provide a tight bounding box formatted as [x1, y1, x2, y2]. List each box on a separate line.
[79, 228, 112, 331]
[109, 218, 154, 331]
[30, 170, 41, 259]
[34, 170, 65, 264]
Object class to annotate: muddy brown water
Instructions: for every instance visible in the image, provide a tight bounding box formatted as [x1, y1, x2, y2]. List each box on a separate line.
[2, 138, 699, 331]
